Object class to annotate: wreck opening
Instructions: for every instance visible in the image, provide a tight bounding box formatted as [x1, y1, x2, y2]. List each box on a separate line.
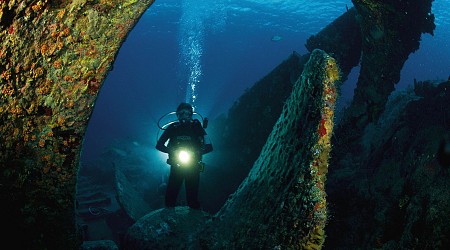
[76, 0, 356, 243]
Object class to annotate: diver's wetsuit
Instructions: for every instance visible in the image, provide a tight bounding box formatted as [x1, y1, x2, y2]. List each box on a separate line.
[156, 119, 207, 209]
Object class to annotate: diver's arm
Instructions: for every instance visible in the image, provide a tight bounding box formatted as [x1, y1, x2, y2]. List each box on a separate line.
[156, 130, 170, 153]
[156, 141, 169, 153]
[193, 121, 212, 154]
[202, 142, 213, 154]
[200, 133, 213, 155]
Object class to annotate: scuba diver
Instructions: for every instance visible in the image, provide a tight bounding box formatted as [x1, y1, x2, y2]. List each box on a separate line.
[156, 102, 213, 209]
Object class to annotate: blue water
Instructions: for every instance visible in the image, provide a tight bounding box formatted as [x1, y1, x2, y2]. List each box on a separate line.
[81, 0, 450, 164]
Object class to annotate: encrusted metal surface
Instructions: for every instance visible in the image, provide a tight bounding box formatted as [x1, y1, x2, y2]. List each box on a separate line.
[0, 1, 154, 248]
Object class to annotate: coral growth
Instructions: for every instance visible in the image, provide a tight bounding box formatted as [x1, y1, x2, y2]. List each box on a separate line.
[0, 0, 156, 249]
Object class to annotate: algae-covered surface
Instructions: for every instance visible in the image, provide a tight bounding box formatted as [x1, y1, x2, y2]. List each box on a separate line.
[205, 49, 339, 249]
[1, 0, 154, 248]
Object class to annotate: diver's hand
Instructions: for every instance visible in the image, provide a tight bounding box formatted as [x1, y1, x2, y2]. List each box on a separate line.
[167, 148, 175, 156]
[202, 144, 213, 154]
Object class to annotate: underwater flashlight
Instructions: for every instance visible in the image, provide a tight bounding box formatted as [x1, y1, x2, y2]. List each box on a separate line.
[166, 148, 205, 172]
[177, 149, 192, 166]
